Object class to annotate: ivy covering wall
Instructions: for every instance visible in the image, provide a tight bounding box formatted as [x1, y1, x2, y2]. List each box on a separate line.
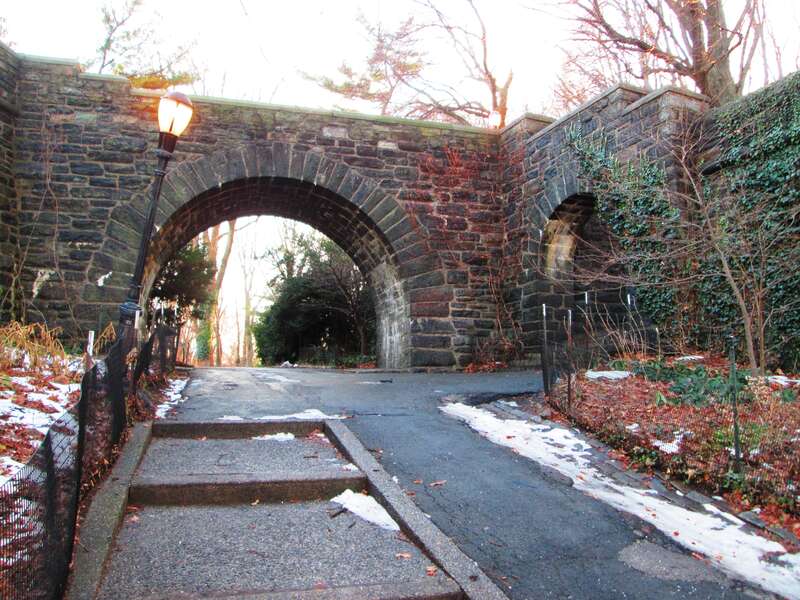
[567, 72, 800, 370]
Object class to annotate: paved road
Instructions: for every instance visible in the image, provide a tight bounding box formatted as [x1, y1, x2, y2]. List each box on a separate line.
[171, 367, 761, 599]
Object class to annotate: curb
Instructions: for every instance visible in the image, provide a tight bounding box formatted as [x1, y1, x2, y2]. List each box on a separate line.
[67, 422, 153, 600]
[325, 420, 508, 600]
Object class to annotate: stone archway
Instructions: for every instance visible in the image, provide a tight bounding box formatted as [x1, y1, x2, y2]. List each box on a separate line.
[101, 142, 439, 368]
[539, 193, 628, 337]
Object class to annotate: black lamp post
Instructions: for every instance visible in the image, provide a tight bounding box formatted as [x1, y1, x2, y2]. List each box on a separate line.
[118, 90, 194, 347]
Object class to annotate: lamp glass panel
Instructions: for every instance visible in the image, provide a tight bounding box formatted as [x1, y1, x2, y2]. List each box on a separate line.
[158, 97, 194, 136]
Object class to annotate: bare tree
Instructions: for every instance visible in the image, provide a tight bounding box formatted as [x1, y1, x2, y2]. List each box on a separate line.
[201, 220, 236, 366]
[238, 245, 258, 367]
[90, 0, 197, 89]
[563, 0, 768, 106]
[554, 121, 800, 374]
[0, 17, 9, 44]
[308, 0, 513, 127]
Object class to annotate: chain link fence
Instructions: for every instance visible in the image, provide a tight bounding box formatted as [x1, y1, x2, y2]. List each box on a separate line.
[0, 325, 177, 599]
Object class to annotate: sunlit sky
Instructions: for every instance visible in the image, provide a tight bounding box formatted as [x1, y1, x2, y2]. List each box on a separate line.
[4, 0, 799, 359]
[4, 0, 573, 115]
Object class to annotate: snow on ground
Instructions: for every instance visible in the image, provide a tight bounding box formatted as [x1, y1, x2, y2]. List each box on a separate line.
[675, 355, 705, 362]
[330, 489, 400, 531]
[768, 375, 800, 387]
[652, 430, 691, 454]
[217, 409, 346, 421]
[585, 370, 632, 380]
[259, 409, 346, 420]
[155, 377, 188, 418]
[441, 402, 800, 599]
[252, 432, 295, 441]
[0, 367, 82, 486]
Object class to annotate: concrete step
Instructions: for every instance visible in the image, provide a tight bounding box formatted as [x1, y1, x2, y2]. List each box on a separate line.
[130, 472, 366, 505]
[131, 430, 366, 505]
[96, 502, 461, 600]
[152, 420, 326, 439]
[139, 580, 462, 599]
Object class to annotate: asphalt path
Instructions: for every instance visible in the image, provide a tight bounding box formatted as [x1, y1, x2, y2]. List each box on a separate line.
[170, 367, 762, 599]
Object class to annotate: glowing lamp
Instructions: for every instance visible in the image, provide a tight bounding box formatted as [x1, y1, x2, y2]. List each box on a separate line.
[157, 90, 194, 152]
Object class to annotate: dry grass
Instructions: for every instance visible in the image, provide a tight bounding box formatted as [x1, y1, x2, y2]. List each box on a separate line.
[94, 321, 116, 355]
[0, 321, 70, 374]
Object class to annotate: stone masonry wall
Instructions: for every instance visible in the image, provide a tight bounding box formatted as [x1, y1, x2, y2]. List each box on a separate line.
[506, 84, 709, 351]
[6, 52, 503, 368]
[4, 45, 787, 368]
[0, 43, 18, 313]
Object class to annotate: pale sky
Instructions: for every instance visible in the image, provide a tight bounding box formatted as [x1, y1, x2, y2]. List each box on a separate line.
[3, 0, 571, 116]
[4, 0, 799, 360]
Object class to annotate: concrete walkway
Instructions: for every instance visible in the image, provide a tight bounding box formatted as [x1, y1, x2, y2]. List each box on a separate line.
[156, 368, 766, 600]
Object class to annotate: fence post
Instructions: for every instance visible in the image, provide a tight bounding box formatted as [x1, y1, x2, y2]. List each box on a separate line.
[728, 335, 743, 474]
[566, 308, 573, 411]
[541, 303, 550, 394]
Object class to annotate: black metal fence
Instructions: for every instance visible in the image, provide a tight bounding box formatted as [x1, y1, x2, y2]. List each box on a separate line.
[540, 294, 656, 394]
[0, 325, 177, 599]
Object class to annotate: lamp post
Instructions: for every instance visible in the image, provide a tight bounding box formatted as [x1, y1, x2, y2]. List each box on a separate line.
[118, 90, 194, 347]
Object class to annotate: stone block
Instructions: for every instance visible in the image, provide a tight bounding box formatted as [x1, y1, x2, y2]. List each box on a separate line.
[410, 349, 455, 367]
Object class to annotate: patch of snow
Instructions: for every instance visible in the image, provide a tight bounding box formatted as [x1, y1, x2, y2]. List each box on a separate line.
[0, 376, 81, 437]
[652, 430, 690, 454]
[625, 423, 640, 432]
[155, 378, 188, 418]
[342, 463, 359, 472]
[586, 370, 632, 380]
[0, 456, 25, 486]
[330, 489, 399, 531]
[279, 361, 298, 368]
[264, 374, 299, 383]
[676, 355, 704, 362]
[9, 377, 33, 389]
[357, 381, 382, 385]
[440, 402, 800, 599]
[498, 400, 519, 408]
[256, 409, 345, 420]
[96, 271, 112, 287]
[252, 432, 295, 441]
[219, 415, 244, 421]
[768, 375, 800, 387]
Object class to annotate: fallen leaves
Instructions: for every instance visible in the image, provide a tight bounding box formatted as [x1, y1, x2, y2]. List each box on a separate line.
[426, 565, 438, 576]
[547, 361, 800, 530]
[395, 552, 412, 559]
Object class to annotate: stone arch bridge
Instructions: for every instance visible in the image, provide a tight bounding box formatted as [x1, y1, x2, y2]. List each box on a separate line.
[0, 44, 718, 368]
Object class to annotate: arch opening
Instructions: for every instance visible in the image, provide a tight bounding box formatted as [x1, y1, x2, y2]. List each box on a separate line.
[142, 176, 411, 369]
[540, 194, 628, 338]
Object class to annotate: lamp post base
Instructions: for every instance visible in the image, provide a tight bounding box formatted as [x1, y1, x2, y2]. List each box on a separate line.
[118, 299, 142, 351]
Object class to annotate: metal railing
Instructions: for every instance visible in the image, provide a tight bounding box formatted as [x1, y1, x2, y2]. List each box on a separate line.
[0, 325, 177, 599]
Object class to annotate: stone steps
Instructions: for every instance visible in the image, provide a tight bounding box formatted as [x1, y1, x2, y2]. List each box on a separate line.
[92, 420, 464, 600]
